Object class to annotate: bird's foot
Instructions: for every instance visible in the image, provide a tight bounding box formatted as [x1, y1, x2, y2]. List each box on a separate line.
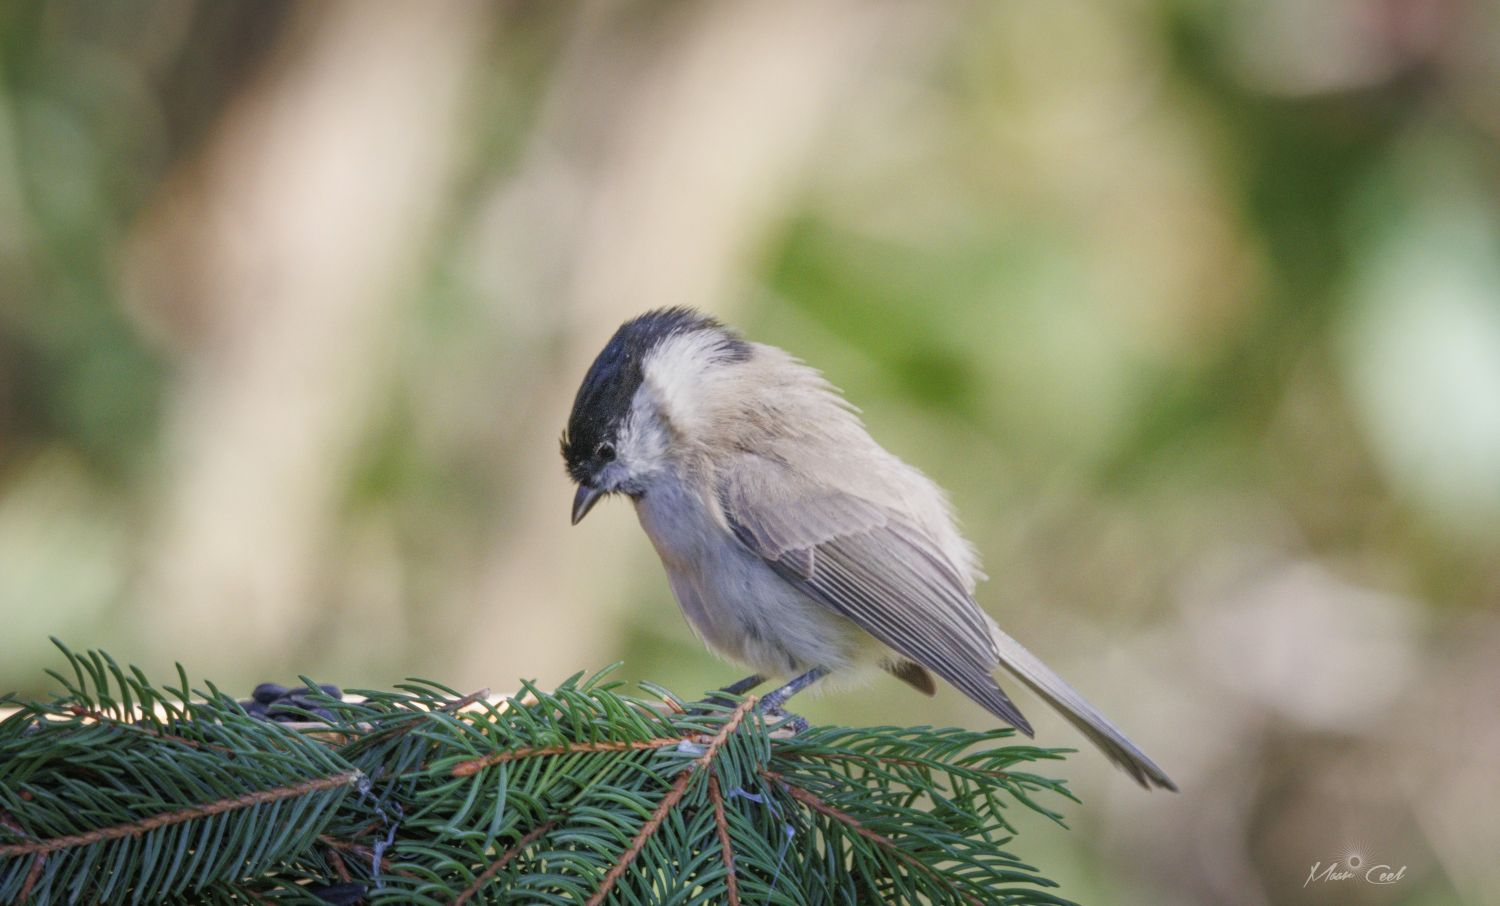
[757, 666, 829, 715]
[685, 673, 766, 717]
[758, 705, 809, 735]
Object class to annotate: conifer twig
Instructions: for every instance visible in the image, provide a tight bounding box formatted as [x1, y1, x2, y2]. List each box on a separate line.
[63, 703, 236, 754]
[454, 817, 560, 905]
[451, 736, 696, 776]
[0, 771, 361, 858]
[709, 774, 741, 906]
[765, 768, 985, 906]
[585, 696, 757, 906]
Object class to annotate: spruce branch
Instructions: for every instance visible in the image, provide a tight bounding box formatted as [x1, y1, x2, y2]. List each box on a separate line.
[0, 641, 1081, 905]
[584, 696, 756, 906]
[708, 775, 740, 906]
[0, 772, 361, 859]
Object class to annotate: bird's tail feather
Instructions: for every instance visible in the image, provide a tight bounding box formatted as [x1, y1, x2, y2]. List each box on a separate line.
[991, 627, 1177, 791]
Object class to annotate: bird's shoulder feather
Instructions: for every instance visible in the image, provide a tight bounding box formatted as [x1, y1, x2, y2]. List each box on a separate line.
[714, 452, 1031, 732]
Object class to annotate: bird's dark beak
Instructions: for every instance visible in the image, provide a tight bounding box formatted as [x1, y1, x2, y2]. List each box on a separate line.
[571, 484, 605, 525]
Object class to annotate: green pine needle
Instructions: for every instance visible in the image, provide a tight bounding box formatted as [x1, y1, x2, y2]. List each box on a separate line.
[0, 641, 1079, 905]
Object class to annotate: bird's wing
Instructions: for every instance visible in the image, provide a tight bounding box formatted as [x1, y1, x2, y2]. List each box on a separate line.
[715, 453, 1033, 734]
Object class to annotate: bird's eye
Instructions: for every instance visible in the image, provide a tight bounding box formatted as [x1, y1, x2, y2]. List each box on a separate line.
[596, 442, 616, 463]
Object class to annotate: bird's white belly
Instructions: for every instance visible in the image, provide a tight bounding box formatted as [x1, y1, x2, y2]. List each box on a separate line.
[632, 475, 864, 677]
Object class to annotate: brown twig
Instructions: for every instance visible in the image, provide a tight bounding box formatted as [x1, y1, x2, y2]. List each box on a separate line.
[452, 817, 560, 905]
[583, 697, 757, 906]
[441, 689, 492, 713]
[64, 705, 236, 755]
[781, 748, 932, 772]
[2, 807, 45, 903]
[319, 835, 386, 877]
[451, 736, 697, 777]
[0, 809, 28, 840]
[18, 852, 44, 902]
[344, 688, 496, 755]
[243, 887, 274, 905]
[708, 775, 740, 906]
[322, 817, 385, 845]
[0, 770, 361, 858]
[323, 839, 351, 883]
[763, 769, 983, 906]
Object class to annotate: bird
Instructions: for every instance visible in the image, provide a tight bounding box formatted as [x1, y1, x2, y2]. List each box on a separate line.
[560, 307, 1176, 791]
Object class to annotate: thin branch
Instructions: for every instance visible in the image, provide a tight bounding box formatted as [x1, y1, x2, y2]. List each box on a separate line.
[452, 817, 560, 905]
[708, 775, 740, 906]
[784, 749, 928, 771]
[303, 689, 485, 752]
[584, 697, 757, 906]
[319, 835, 386, 878]
[63, 704, 236, 755]
[0, 808, 30, 840]
[451, 736, 697, 777]
[0, 770, 361, 858]
[322, 840, 351, 883]
[320, 819, 385, 847]
[764, 770, 983, 906]
[685, 698, 754, 772]
[18, 853, 43, 903]
[2, 805, 45, 903]
[440, 689, 492, 713]
[783, 748, 1023, 788]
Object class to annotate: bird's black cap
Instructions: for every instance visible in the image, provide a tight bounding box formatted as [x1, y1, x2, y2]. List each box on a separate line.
[561, 307, 749, 484]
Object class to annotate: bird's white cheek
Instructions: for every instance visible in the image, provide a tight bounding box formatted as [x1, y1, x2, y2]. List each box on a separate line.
[614, 416, 671, 488]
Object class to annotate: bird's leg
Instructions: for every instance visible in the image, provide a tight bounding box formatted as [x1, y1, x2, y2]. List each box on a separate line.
[757, 667, 829, 731]
[686, 674, 766, 716]
[719, 674, 768, 697]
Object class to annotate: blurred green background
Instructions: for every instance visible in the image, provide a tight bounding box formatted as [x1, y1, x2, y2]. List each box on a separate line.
[2, 1, 1498, 903]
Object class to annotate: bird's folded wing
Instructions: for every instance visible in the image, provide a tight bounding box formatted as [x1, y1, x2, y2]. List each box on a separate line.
[715, 453, 1033, 734]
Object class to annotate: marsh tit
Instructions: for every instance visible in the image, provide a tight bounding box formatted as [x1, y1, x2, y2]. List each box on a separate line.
[561, 308, 1176, 790]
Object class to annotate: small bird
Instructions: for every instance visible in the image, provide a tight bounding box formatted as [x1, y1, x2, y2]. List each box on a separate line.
[561, 308, 1176, 790]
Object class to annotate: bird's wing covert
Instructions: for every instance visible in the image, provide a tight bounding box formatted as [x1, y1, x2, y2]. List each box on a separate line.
[716, 453, 1033, 733]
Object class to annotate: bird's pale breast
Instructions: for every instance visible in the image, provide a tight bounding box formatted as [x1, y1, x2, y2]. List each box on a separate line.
[632, 469, 869, 678]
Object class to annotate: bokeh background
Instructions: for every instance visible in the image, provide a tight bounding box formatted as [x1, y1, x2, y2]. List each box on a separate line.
[2, 1, 1498, 903]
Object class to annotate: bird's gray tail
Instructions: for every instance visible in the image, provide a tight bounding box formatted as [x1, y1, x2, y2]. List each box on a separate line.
[991, 627, 1178, 791]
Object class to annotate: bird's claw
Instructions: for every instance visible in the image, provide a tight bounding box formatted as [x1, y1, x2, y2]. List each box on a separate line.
[758, 704, 809, 735]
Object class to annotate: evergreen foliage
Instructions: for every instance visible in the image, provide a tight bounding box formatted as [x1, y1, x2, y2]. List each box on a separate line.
[0, 643, 1079, 904]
